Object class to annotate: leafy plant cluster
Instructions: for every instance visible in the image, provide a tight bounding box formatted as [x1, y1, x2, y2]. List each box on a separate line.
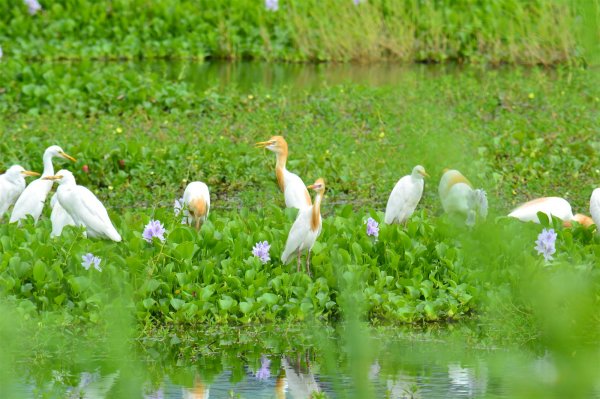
[0, 203, 476, 326]
[0, 0, 582, 64]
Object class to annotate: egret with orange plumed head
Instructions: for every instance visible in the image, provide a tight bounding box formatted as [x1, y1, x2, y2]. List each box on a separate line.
[256, 136, 311, 209]
[281, 178, 325, 276]
[508, 196, 593, 227]
[182, 181, 210, 230]
[439, 169, 488, 226]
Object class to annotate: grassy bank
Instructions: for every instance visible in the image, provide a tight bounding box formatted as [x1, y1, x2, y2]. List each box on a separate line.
[0, 0, 593, 64]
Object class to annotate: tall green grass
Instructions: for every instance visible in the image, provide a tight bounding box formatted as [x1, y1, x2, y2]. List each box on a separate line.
[0, 0, 592, 64]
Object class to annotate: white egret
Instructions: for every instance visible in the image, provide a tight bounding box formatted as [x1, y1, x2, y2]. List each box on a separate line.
[384, 165, 428, 225]
[590, 189, 600, 230]
[50, 193, 75, 237]
[44, 170, 121, 241]
[439, 169, 488, 226]
[508, 196, 594, 227]
[182, 181, 210, 230]
[0, 165, 40, 218]
[256, 136, 311, 209]
[10, 145, 76, 224]
[281, 178, 325, 275]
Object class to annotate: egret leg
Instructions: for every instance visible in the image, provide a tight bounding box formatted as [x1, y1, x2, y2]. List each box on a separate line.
[297, 249, 301, 273]
[195, 217, 201, 231]
[306, 249, 312, 277]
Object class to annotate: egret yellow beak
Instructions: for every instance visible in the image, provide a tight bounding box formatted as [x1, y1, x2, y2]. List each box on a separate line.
[42, 175, 63, 181]
[255, 141, 270, 148]
[21, 170, 40, 177]
[307, 184, 322, 190]
[420, 170, 430, 178]
[59, 151, 77, 162]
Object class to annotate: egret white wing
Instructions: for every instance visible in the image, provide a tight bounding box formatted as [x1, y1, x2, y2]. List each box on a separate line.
[75, 186, 121, 241]
[281, 208, 312, 264]
[50, 193, 75, 237]
[9, 179, 53, 223]
[590, 189, 600, 229]
[508, 197, 573, 223]
[385, 176, 422, 224]
[284, 171, 311, 209]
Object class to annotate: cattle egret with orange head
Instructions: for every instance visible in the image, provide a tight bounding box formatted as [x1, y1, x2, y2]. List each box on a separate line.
[182, 181, 210, 230]
[256, 136, 311, 209]
[281, 178, 325, 275]
[439, 169, 488, 226]
[508, 196, 593, 227]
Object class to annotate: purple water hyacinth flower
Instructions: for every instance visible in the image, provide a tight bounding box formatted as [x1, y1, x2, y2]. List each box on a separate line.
[24, 0, 42, 15]
[81, 253, 102, 271]
[143, 220, 166, 243]
[535, 228, 557, 261]
[174, 197, 184, 216]
[353, 0, 364, 5]
[252, 241, 271, 264]
[144, 388, 164, 399]
[366, 217, 379, 237]
[265, 0, 278, 11]
[256, 355, 271, 380]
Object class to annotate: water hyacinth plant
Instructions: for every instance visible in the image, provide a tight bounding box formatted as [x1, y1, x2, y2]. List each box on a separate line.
[23, 0, 41, 15]
[365, 217, 379, 238]
[81, 253, 102, 272]
[255, 355, 271, 380]
[535, 228, 557, 261]
[143, 220, 166, 243]
[265, 0, 278, 11]
[252, 241, 271, 264]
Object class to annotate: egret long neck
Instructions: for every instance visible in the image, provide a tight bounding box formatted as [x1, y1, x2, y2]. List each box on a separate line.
[42, 152, 54, 177]
[311, 193, 322, 231]
[275, 151, 287, 192]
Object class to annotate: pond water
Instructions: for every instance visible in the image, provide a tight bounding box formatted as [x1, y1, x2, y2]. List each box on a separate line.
[5, 324, 579, 399]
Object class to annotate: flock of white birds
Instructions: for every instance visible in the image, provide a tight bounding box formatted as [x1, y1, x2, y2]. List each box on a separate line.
[1, 138, 599, 274]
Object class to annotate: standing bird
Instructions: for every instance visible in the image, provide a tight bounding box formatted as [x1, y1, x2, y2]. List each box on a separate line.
[281, 178, 325, 276]
[590, 189, 600, 231]
[508, 197, 593, 227]
[182, 181, 210, 230]
[385, 165, 428, 225]
[256, 136, 311, 209]
[10, 145, 76, 224]
[43, 170, 121, 242]
[0, 165, 40, 218]
[50, 193, 76, 237]
[439, 169, 488, 227]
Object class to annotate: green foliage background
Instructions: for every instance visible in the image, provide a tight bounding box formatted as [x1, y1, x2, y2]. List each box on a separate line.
[0, 0, 595, 64]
